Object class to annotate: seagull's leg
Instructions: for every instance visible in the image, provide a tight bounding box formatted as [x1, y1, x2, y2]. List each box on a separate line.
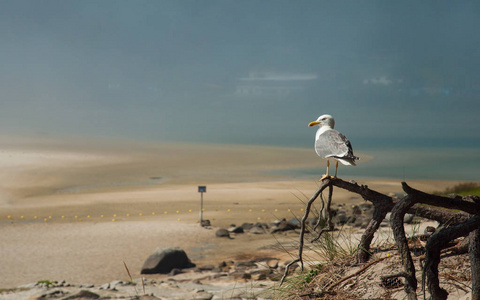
[321, 160, 330, 180]
[334, 161, 338, 178]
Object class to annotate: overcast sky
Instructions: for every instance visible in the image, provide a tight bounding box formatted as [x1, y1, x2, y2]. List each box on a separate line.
[1, 1, 479, 148]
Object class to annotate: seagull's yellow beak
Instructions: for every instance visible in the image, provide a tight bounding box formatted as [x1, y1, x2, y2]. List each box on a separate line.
[308, 121, 319, 127]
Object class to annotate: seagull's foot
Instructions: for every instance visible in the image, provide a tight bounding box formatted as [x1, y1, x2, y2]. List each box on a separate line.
[320, 174, 332, 181]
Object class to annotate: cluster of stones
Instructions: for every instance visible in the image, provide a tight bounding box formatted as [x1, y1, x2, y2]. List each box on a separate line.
[186, 257, 295, 282]
[215, 219, 300, 238]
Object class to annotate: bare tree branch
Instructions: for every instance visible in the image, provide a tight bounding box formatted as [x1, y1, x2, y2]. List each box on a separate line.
[424, 216, 480, 300]
[282, 177, 480, 300]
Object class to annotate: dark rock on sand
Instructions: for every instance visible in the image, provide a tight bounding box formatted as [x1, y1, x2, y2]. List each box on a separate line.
[141, 247, 196, 274]
[201, 219, 211, 227]
[215, 228, 231, 238]
[270, 220, 297, 233]
[240, 222, 254, 230]
[351, 205, 362, 215]
[335, 211, 348, 225]
[63, 290, 100, 299]
[249, 225, 266, 234]
[197, 264, 216, 271]
[228, 226, 244, 234]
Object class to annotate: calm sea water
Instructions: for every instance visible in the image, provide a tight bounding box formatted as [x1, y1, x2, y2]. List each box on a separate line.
[272, 143, 480, 181]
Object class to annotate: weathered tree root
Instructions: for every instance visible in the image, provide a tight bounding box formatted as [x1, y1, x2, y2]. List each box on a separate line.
[311, 184, 335, 243]
[393, 182, 480, 300]
[280, 178, 480, 300]
[470, 229, 480, 300]
[391, 193, 418, 300]
[280, 180, 330, 285]
[423, 216, 480, 300]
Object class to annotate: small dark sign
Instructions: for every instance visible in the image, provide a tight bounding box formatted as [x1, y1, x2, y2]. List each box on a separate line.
[198, 186, 207, 193]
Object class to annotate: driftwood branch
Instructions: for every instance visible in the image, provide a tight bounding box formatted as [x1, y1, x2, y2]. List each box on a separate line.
[281, 177, 480, 300]
[424, 215, 480, 300]
[399, 182, 480, 300]
[402, 182, 480, 215]
[470, 229, 480, 300]
[329, 178, 471, 262]
[391, 194, 418, 300]
[280, 180, 329, 285]
[311, 184, 335, 243]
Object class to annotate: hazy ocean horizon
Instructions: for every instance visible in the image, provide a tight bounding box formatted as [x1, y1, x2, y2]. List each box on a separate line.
[270, 140, 480, 182]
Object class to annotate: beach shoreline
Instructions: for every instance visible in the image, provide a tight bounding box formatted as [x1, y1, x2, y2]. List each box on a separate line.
[0, 136, 472, 288]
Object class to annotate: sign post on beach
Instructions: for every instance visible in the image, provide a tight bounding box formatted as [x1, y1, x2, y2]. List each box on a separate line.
[198, 186, 206, 226]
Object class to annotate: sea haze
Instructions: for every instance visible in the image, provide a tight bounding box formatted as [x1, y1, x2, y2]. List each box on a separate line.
[0, 1, 479, 181]
[285, 145, 480, 181]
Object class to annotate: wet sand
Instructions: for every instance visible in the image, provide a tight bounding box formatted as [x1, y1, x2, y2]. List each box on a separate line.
[0, 136, 464, 288]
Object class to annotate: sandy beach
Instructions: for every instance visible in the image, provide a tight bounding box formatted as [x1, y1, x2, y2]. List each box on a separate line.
[0, 136, 466, 289]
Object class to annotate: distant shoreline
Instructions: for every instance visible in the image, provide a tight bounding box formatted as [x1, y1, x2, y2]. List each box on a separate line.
[0, 136, 472, 288]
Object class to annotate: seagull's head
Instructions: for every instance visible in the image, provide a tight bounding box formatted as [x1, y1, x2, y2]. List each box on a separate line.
[308, 114, 335, 129]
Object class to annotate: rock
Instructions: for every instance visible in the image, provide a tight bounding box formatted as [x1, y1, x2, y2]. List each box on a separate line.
[231, 271, 251, 280]
[404, 213, 414, 224]
[360, 218, 370, 229]
[240, 222, 254, 230]
[63, 290, 100, 299]
[354, 215, 368, 228]
[137, 295, 162, 300]
[168, 268, 185, 276]
[269, 225, 281, 233]
[250, 268, 272, 279]
[382, 213, 414, 225]
[193, 291, 214, 300]
[99, 283, 110, 290]
[351, 205, 362, 215]
[424, 226, 436, 235]
[235, 260, 257, 268]
[335, 212, 348, 225]
[17, 282, 37, 289]
[359, 203, 373, 213]
[306, 217, 320, 228]
[249, 225, 266, 234]
[37, 289, 66, 299]
[217, 261, 234, 272]
[201, 219, 211, 227]
[270, 220, 296, 233]
[197, 264, 215, 271]
[141, 247, 196, 274]
[381, 213, 391, 227]
[108, 280, 123, 288]
[348, 215, 357, 224]
[267, 259, 279, 269]
[384, 213, 391, 222]
[218, 260, 234, 267]
[268, 273, 283, 281]
[288, 218, 301, 227]
[215, 228, 231, 238]
[228, 226, 244, 234]
[251, 272, 267, 280]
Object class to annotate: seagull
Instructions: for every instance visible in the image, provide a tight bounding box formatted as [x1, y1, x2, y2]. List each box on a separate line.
[308, 114, 359, 179]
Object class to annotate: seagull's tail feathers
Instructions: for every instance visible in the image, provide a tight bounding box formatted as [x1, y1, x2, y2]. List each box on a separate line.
[333, 155, 359, 166]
